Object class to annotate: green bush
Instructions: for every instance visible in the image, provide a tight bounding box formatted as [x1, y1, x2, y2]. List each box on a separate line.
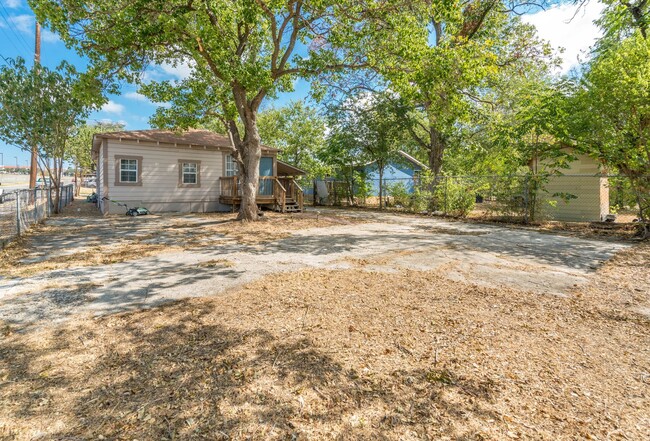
[352, 172, 372, 205]
[385, 181, 411, 208]
[437, 179, 476, 217]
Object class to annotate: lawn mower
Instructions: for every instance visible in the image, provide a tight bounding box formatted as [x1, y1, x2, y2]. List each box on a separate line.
[102, 197, 151, 216]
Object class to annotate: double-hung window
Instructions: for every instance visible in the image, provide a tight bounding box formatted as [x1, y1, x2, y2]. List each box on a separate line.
[120, 159, 138, 183]
[178, 160, 201, 187]
[115, 156, 142, 186]
[225, 154, 238, 177]
[182, 162, 197, 184]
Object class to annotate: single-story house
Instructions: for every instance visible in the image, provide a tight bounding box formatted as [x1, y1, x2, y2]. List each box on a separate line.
[357, 150, 428, 196]
[91, 129, 306, 215]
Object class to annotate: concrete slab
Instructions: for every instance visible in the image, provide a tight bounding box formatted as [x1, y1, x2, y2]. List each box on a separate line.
[0, 209, 630, 327]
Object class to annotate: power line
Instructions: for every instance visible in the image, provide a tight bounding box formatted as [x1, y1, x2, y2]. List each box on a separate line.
[0, 23, 27, 57]
[0, 5, 33, 54]
[0, 4, 33, 52]
[0, 8, 31, 51]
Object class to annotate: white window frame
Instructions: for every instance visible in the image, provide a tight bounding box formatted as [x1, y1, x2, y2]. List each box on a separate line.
[225, 154, 238, 177]
[182, 162, 198, 184]
[115, 156, 142, 186]
[178, 159, 201, 188]
[120, 159, 138, 183]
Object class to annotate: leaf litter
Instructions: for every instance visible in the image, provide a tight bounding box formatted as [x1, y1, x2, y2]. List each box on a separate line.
[0, 244, 648, 440]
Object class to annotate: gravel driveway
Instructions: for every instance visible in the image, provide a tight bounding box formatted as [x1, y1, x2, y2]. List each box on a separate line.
[0, 208, 630, 328]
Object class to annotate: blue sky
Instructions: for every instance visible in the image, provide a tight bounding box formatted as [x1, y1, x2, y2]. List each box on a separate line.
[0, 0, 604, 167]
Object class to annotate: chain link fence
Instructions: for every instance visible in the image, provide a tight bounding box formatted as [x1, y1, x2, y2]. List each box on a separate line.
[312, 175, 647, 224]
[0, 184, 74, 247]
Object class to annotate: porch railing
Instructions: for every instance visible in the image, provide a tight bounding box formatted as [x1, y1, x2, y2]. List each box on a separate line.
[219, 176, 276, 198]
[219, 176, 304, 212]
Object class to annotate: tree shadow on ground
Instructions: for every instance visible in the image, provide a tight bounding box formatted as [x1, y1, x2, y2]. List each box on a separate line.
[0, 300, 503, 440]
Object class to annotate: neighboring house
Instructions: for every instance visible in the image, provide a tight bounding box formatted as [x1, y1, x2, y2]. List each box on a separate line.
[357, 150, 428, 196]
[91, 129, 306, 215]
[534, 151, 610, 222]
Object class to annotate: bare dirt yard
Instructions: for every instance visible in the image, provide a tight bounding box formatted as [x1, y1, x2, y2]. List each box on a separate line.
[0, 200, 648, 440]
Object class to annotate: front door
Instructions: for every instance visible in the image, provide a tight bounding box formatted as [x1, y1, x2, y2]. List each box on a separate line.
[259, 157, 274, 195]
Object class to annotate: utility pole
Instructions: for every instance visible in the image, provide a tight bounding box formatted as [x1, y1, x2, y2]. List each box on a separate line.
[28, 21, 41, 189]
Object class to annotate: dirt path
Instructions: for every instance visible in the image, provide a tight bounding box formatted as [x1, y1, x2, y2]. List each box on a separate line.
[0, 206, 631, 328]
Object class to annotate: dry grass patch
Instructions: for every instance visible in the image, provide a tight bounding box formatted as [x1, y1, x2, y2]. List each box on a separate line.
[0, 240, 179, 278]
[1, 245, 648, 440]
[418, 226, 487, 236]
[189, 211, 366, 245]
[196, 259, 236, 268]
[464, 215, 644, 241]
[0, 208, 364, 277]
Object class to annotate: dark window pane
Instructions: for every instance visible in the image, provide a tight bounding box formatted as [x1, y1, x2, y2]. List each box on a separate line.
[183, 173, 196, 184]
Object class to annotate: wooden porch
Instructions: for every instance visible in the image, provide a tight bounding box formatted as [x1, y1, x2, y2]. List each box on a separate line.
[219, 176, 305, 213]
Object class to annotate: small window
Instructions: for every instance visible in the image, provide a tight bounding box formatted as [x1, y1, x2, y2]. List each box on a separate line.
[178, 159, 201, 187]
[226, 154, 238, 177]
[182, 162, 198, 184]
[120, 159, 138, 183]
[114, 155, 142, 186]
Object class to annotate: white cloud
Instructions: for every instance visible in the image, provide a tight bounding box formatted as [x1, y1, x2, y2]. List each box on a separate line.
[522, 2, 605, 72]
[2, 14, 61, 43]
[160, 61, 193, 80]
[143, 59, 195, 82]
[3, 0, 22, 9]
[41, 29, 60, 43]
[96, 118, 128, 128]
[124, 91, 171, 108]
[124, 91, 148, 102]
[8, 14, 33, 34]
[101, 100, 125, 115]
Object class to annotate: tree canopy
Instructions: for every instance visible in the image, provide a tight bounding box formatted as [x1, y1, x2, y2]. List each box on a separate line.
[31, 0, 406, 220]
[0, 57, 104, 211]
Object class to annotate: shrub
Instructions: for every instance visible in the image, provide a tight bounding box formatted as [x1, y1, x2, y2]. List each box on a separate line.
[385, 181, 411, 208]
[437, 178, 476, 217]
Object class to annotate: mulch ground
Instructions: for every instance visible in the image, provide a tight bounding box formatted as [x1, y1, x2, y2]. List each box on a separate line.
[1, 243, 648, 440]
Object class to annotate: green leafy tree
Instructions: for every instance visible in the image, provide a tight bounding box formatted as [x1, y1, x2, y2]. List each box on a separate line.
[570, 32, 650, 226]
[67, 121, 125, 194]
[376, 2, 553, 177]
[0, 57, 104, 212]
[326, 92, 407, 209]
[257, 100, 329, 178]
[597, 0, 649, 43]
[318, 128, 362, 205]
[31, 0, 404, 220]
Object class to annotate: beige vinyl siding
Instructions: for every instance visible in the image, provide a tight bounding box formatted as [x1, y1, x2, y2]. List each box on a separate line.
[105, 140, 226, 213]
[539, 153, 608, 222]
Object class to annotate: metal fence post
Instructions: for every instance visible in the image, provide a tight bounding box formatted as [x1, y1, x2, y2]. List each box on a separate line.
[16, 192, 21, 236]
[444, 176, 449, 215]
[46, 188, 51, 217]
[523, 176, 529, 224]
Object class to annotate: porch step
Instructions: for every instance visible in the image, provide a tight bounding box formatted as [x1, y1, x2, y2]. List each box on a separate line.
[274, 201, 302, 213]
[285, 202, 302, 212]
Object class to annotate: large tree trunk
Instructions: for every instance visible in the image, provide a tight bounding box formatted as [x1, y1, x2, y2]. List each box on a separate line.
[232, 85, 265, 221]
[425, 127, 447, 212]
[237, 134, 261, 221]
[429, 128, 445, 177]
